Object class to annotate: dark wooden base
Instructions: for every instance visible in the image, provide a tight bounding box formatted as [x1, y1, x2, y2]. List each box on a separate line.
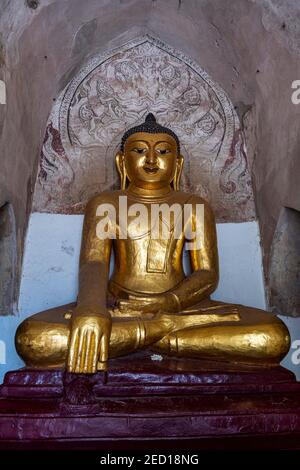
[1, 352, 300, 450]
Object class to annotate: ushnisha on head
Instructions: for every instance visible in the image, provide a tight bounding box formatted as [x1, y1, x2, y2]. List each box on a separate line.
[116, 113, 184, 191]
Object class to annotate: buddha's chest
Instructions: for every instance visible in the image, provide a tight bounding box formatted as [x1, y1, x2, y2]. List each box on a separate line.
[116, 202, 183, 268]
[113, 230, 184, 275]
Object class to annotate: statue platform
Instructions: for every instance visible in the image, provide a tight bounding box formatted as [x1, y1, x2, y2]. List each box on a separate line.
[1, 351, 300, 450]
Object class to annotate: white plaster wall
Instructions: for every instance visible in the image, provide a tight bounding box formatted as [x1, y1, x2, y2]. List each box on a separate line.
[18, 214, 83, 317]
[213, 222, 267, 309]
[1, 212, 299, 382]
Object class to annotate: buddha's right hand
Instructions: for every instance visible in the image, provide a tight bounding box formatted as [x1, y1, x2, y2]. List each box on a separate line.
[67, 306, 112, 374]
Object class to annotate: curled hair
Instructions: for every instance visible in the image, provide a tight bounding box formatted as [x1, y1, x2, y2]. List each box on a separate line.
[121, 113, 180, 154]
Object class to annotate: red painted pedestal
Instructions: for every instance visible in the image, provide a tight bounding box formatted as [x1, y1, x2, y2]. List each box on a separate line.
[1, 351, 300, 450]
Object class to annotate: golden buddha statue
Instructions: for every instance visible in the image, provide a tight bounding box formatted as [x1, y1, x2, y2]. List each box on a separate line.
[15, 114, 290, 374]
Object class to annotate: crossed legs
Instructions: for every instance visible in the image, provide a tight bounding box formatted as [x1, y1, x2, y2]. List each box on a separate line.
[15, 300, 290, 369]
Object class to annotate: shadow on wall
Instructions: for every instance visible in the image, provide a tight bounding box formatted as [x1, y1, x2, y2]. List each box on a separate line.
[0, 203, 17, 316]
[269, 207, 300, 317]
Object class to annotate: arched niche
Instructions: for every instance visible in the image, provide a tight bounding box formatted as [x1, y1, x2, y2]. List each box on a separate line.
[33, 35, 255, 223]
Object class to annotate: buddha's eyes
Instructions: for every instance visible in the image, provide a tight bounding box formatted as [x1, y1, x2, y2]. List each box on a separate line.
[130, 147, 171, 155]
[132, 148, 147, 154]
[156, 148, 171, 155]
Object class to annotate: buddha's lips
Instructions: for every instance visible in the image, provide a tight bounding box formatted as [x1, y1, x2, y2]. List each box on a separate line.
[144, 166, 159, 174]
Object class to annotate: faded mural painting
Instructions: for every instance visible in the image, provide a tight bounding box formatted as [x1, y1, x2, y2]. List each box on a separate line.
[33, 36, 255, 222]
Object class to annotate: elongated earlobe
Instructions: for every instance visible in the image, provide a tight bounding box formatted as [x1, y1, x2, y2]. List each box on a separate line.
[115, 152, 127, 190]
[173, 155, 184, 191]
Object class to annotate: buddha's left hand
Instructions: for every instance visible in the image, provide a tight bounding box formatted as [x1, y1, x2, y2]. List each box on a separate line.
[117, 293, 180, 314]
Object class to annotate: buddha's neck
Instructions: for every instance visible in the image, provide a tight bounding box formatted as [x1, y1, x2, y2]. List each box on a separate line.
[127, 183, 173, 199]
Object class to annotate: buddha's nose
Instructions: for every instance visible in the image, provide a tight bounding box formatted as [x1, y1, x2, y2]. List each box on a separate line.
[146, 148, 157, 165]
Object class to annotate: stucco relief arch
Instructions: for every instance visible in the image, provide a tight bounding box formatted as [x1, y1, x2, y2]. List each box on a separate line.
[33, 35, 255, 222]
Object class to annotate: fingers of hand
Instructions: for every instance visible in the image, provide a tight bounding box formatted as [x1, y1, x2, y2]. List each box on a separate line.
[75, 328, 87, 373]
[68, 325, 101, 374]
[67, 327, 80, 372]
[91, 329, 100, 372]
[83, 329, 94, 373]
[119, 299, 154, 311]
[99, 334, 109, 363]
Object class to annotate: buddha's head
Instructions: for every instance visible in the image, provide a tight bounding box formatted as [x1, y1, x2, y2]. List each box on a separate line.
[116, 114, 183, 191]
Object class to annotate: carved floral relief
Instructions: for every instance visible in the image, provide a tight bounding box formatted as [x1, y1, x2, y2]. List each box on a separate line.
[33, 36, 255, 222]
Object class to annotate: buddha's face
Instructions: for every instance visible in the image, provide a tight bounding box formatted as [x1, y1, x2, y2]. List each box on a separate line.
[123, 132, 178, 189]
